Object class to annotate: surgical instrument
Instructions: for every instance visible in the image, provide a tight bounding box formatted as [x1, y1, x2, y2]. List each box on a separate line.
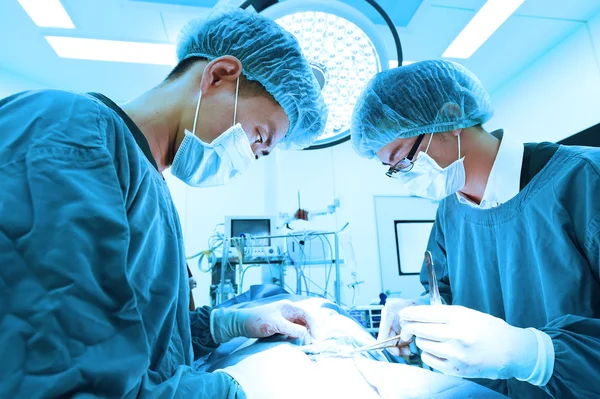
[299, 334, 412, 360]
[425, 250, 442, 306]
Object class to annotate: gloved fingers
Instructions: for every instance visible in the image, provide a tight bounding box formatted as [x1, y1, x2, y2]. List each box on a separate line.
[399, 326, 413, 343]
[280, 302, 320, 339]
[377, 304, 401, 342]
[385, 346, 401, 356]
[244, 317, 280, 338]
[400, 345, 411, 357]
[400, 321, 453, 342]
[377, 319, 394, 341]
[414, 337, 454, 360]
[384, 343, 412, 357]
[275, 318, 309, 339]
[399, 305, 452, 323]
[420, 351, 452, 375]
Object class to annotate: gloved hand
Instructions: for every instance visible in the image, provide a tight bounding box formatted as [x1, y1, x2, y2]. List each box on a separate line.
[210, 300, 319, 344]
[400, 305, 541, 380]
[377, 297, 427, 356]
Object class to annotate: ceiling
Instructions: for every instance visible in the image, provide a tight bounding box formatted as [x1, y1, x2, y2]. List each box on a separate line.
[1, 0, 599, 102]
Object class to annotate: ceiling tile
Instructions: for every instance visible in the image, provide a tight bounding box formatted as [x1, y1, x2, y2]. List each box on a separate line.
[62, 0, 168, 42]
[129, 0, 219, 6]
[345, 0, 423, 27]
[516, 0, 600, 22]
[460, 14, 582, 93]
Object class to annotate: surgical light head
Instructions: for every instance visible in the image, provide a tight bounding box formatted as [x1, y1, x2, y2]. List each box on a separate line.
[351, 60, 493, 159]
[177, 7, 328, 150]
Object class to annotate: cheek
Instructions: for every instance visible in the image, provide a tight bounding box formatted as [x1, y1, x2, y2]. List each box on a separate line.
[427, 147, 454, 168]
[237, 121, 255, 141]
[197, 96, 237, 142]
[202, 122, 232, 145]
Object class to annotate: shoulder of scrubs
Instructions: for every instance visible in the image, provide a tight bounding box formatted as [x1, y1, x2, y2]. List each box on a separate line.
[0, 89, 245, 398]
[537, 145, 600, 399]
[0, 90, 108, 154]
[191, 306, 220, 360]
[549, 145, 600, 266]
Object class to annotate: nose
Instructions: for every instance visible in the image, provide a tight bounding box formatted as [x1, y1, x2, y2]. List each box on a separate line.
[254, 150, 269, 159]
[252, 143, 270, 159]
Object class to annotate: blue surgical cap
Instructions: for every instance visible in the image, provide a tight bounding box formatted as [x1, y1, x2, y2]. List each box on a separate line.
[177, 7, 328, 150]
[351, 60, 493, 159]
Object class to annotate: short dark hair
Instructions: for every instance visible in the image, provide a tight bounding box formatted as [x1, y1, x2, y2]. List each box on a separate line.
[164, 57, 274, 100]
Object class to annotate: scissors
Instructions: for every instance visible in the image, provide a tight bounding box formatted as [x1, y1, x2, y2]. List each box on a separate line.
[299, 334, 412, 360]
[424, 250, 442, 306]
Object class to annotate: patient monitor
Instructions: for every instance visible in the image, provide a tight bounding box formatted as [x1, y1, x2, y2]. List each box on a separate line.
[224, 216, 281, 260]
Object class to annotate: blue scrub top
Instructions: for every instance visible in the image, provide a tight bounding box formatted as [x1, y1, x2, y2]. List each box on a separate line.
[0, 90, 244, 398]
[422, 144, 600, 398]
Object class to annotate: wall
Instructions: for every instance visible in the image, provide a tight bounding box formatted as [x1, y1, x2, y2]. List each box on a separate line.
[0, 67, 47, 98]
[269, 141, 438, 307]
[487, 13, 600, 143]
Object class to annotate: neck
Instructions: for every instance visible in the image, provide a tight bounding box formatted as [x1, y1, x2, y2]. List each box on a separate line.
[458, 128, 501, 204]
[120, 86, 182, 172]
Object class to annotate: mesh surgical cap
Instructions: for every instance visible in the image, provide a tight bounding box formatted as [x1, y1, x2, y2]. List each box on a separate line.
[176, 7, 328, 150]
[351, 60, 493, 159]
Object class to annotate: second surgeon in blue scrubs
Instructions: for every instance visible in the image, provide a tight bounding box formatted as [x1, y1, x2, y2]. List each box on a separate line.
[351, 60, 599, 399]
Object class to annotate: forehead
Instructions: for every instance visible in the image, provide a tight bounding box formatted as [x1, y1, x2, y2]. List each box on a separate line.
[376, 137, 411, 163]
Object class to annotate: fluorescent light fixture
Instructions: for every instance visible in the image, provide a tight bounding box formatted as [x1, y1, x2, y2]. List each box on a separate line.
[45, 37, 177, 66]
[442, 0, 525, 59]
[389, 60, 414, 68]
[18, 0, 75, 29]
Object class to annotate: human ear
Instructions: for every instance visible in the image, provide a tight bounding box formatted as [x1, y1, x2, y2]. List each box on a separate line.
[200, 56, 243, 93]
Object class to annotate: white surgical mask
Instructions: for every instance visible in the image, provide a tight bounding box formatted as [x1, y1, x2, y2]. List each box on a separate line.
[171, 77, 255, 187]
[392, 134, 466, 200]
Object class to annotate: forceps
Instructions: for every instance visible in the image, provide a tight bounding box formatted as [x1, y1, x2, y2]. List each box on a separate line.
[299, 334, 412, 360]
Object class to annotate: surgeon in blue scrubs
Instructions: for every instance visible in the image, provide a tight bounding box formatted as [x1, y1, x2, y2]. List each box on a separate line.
[0, 7, 327, 398]
[351, 60, 599, 398]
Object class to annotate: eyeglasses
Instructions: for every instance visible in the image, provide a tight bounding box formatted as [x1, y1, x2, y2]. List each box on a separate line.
[386, 134, 425, 177]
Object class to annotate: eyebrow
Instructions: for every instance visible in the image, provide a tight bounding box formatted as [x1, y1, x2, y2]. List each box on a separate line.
[383, 146, 402, 166]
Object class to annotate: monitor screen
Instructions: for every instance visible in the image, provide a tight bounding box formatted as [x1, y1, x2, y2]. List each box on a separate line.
[230, 219, 271, 247]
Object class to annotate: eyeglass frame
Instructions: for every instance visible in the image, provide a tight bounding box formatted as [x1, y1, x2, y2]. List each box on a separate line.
[385, 134, 426, 177]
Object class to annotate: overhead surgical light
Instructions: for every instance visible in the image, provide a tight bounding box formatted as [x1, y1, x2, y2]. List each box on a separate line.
[18, 0, 75, 29]
[442, 0, 525, 59]
[241, 0, 402, 149]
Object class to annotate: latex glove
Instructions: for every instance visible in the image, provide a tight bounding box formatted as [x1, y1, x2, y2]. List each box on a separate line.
[400, 305, 539, 380]
[377, 297, 427, 356]
[211, 300, 319, 344]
